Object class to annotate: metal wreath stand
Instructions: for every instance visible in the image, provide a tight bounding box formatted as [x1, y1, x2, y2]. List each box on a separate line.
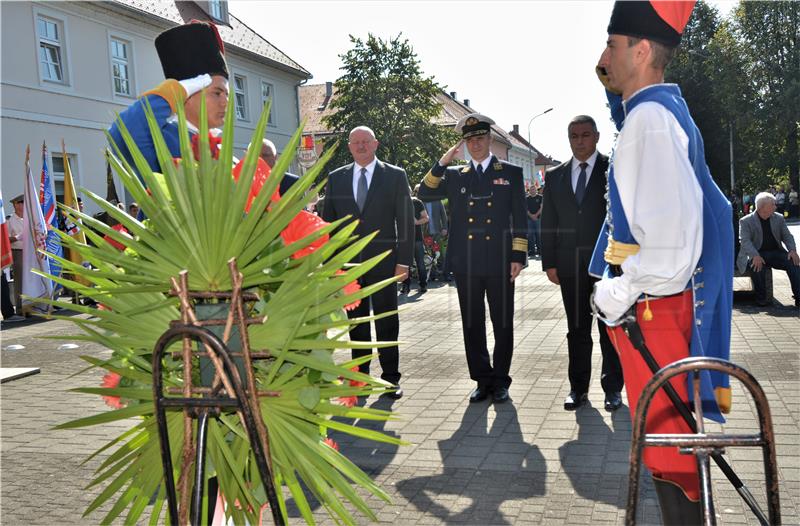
[152, 260, 285, 525]
[626, 356, 781, 526]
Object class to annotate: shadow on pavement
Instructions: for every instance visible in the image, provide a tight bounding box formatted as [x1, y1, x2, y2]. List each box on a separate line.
[397, 402, 545, 525]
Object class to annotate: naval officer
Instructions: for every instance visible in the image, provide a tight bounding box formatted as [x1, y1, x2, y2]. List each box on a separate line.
[419, 113, 527, 403]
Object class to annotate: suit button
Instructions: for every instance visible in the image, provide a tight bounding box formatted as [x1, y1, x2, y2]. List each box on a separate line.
[485, 235, 491, 240]
[469, 217, 474, 223]
[469, 201, 474, 206]
[487, 201, 492, 207]
[486, 218, 491, 224]
[468, 234, 473, 240]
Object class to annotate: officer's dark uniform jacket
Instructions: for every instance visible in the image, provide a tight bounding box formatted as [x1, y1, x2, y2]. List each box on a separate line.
[418, 156, 528, 274]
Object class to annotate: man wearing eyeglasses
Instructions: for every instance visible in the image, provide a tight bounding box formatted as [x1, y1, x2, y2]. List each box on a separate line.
[419, 113, 527, 404]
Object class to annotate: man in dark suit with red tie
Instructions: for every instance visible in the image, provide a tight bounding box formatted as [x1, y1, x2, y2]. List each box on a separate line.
[322, 126, 414, 398]
[540, 115, 623, 412]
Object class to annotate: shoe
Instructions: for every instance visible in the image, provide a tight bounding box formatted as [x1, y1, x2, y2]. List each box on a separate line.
[3, 315, 25, 323]
[419, 285, 427, 293]
[383, 385, 403, 399]
[492, 387, 510, 403]
[400, 284, 410, 294]
[604, 392, 623, 412]
[564, 391, 588, 410]
[469, 386, 491, 403]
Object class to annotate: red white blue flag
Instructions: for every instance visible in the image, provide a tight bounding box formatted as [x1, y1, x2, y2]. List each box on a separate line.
[39, 142, 63, 286]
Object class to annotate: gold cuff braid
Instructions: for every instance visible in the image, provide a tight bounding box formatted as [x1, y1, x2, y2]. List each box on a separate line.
[422, 170, 441, 189]
[512, 238, 527, 252]
[604, 237, 640, 265]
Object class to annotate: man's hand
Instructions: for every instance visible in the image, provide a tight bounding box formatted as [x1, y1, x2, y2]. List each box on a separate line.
[510, 262, 523, 282]
[395, 264, 409, 282]
[439, 140, 464, 166]
[789, 250, 800, 266]
[545, 268, 560, 285]
[751, 255, 765, 272]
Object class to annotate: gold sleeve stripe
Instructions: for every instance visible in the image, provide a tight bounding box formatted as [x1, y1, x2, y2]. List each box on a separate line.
[141, 79, 186, 114]
[715, 386, 732, 414]
[512, 238, 528, 252]
[604, 237, 640, 265]
[422, 170, 441, 189]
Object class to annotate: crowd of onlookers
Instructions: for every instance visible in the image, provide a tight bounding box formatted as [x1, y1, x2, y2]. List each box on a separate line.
[733, 184, 799, 220]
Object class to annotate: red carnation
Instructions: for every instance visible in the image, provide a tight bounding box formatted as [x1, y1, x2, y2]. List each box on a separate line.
[423, 236, 433, 247]
[335, 270, 361, 311]
[323, 437, 340, 451]
[348, 366, 367, 388]
[101, 372, 124, 409]
[338, 395, 357, 408]
[280, 210, 329, 259]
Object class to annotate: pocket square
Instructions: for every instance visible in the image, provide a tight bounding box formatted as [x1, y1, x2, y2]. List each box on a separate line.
[492, 178, 510, 185]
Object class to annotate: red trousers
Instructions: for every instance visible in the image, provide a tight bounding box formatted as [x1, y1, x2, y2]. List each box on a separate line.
[608, 290, 700, 501]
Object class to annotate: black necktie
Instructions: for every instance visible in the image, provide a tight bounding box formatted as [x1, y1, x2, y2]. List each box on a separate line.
[476, 163, 484, 177]
[575, 162, 588, 205]
[356, 167, 368, 211]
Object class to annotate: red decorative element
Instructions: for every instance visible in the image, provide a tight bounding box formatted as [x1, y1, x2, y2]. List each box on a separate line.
[348, 366, 367, 388]
[104, 223, 130, 251]
[302, 135, 314, 149]
[189, 19, 225, 54]
[336, 270, 362, 311]
[191, 133, 222, 161]
[423, 235, 433, 247]
[650, 1, 695, 33]
[279, 210, 329, 259]
[232, 157, 278, 213]
[101, 372, 124, 409]
[323, 437, 340, 451]
[338, 395, 357, 408]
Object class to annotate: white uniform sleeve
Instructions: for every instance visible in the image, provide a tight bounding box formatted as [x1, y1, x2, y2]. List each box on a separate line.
[594, 102, 703, 321]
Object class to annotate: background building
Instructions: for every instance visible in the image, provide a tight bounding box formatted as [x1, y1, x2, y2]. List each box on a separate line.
[1, 0, 310, 212]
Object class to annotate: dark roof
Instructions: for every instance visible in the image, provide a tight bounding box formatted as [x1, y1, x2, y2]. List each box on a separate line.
[109, 0, 310, 77]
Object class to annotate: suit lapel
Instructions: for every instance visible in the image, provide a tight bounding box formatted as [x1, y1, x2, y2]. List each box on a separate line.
[585, 155, 608, 197]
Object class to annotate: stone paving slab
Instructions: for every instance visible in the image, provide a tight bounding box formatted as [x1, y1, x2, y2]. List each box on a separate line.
[1, 260, 798, 525]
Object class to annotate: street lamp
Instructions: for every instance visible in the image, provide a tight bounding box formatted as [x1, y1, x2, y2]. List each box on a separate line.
[527, 107, 553, 186]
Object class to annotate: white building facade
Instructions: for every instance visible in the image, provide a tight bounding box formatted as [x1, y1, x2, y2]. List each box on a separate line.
[1, 0, 310, 212]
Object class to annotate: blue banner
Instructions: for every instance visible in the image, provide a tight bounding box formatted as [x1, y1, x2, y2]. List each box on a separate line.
[40, 145, 63, 288]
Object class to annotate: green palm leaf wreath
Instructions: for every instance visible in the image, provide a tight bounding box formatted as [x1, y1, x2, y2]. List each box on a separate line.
[36, 89, 406, 525]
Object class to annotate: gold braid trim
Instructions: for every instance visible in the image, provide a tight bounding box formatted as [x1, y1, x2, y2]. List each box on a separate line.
[141, 79, 187, 114]
[512, 237, 528, 253]
[604, 237, 640, 265]
[422, 170, 441, 189]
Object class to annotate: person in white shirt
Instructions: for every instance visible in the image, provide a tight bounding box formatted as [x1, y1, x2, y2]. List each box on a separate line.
[8, 195, 25, 314]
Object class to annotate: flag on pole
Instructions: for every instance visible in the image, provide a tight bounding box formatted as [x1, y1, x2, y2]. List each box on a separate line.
[0, 193, 12, 270]
[22, 145, 53, 312]
[39, 142, 64, 287]
[62, 141, 89, 286]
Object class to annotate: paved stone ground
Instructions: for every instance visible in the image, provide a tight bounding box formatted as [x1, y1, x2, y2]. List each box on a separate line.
[1, 259, 798, 525]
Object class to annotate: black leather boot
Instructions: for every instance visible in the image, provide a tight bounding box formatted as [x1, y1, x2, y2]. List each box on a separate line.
[652, 476, 702, 526]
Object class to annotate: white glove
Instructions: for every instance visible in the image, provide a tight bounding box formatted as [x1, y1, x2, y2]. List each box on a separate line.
[179, 74, 212, 99]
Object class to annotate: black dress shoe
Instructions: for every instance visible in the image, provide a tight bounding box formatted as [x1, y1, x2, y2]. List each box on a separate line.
[419, 285, 427, 293]
[492, 387, 510, 403]
[469, 386, 491, 403]
[381, 385, 403, 399]
[564, 391, 588, 410]
[604, 392, 623, 412]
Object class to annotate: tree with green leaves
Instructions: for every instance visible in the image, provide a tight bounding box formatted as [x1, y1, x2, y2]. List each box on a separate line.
[323, 34, 459, 186]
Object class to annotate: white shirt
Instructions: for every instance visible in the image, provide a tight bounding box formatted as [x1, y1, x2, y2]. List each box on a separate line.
[594, 99, 704, 321]
[571, 150, 599, 193]
[471, 154, 493, 174]
[352, 157, 377, 199]
[8, 213, 24, 250]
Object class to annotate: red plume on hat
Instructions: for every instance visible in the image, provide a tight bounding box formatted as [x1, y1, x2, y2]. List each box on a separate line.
[608, 1, 696, 47]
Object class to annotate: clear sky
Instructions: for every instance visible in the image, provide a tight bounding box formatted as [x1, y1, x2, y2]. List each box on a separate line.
[230, 0, 737, 163]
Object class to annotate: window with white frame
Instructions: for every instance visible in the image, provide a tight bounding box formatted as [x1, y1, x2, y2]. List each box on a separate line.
[234, 74, 248, 120]
[261, 81, 275, 125]
[37, 15, 66, 83]
[50, 153, 77, 204]
[208, 0, 228, 23]
[110, 37, 133, 96]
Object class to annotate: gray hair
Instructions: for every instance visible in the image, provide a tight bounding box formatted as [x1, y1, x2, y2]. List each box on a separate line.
[260, 138, 277, 155]
[755, 192, 776, 210]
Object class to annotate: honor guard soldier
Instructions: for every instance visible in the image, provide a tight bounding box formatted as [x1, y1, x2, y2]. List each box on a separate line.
[419, 113, 527, 404]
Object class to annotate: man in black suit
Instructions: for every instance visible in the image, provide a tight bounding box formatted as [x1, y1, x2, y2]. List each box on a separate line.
[419, 113, 528, 404]
[322, 126, 414, 399]
[257, 138, 300, 196]
[541, 115, 623, 412]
